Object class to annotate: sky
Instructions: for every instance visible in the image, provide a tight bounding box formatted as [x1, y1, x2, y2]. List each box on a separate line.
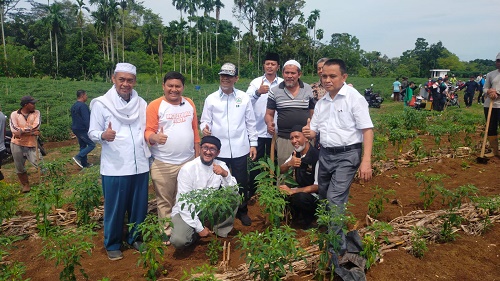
[18, 0, 500, 62]
[138, 0, 500, 62]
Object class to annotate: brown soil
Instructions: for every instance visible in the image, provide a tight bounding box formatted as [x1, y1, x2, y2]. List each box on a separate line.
[2, 139, 500, 281]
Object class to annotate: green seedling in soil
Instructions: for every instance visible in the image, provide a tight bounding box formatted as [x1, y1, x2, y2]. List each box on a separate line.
[415, 172, 447, 209]
[0, 181, 20, 223]
[206, 238, 223, 266]
[409, 137, 427, 161]
[367, 185, 395, 219]
[390, 174, 399, 179]
[409, 226, 428, 258]
[237, 225, 304, 281]
[0, 249, 28, 281]
[41, 224, 96, 281]
[131, 214, 170, 281]
[181, 264, 219, 281]
[460, 160, 470, 170]
[372, 134, 388, 162]
[438, 212, 462, 243]
[436, 184, 478, 210]
[252, 157, 295, 228]
[473, 195, 500, 215]
[39, 160, 69, 208]
[69, 166, 102, 226]
[361, 222, 393, 269]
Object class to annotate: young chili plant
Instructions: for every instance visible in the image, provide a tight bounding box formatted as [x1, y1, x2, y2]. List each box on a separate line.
[251, 157, 295, 227]
[237, 225, 304, 281]
[409, 226, 428, 258]
[367, 185, 395, 219]
[41, 224, 96, 281]
[0, 181, 20, 223]
[415, 172, 447, 209]
[181, 264, 219, 281]
[131, 214, 170, 281]
[69, 166, 102, 226]
[360, 221, 393, 269]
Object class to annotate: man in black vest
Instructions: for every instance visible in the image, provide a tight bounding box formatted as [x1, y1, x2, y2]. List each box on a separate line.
[279, 125, 319, 229]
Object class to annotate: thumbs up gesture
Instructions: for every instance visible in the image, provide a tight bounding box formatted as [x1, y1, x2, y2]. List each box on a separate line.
[154, 127, 168, 145]
[257, 79, 270, 95]
[102, 122, 116, 142]
[288, 151, 301, 168]
[302, 118, 316, 139]
[202, 124, 211, 136]
[213, 163, 228, 177]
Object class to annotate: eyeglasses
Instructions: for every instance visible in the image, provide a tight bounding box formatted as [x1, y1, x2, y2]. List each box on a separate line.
[201, 146, 218, 154]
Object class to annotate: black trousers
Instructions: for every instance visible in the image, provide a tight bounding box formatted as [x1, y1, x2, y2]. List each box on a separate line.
[288, 192, 318, 225]
[218, 154, 250, 215]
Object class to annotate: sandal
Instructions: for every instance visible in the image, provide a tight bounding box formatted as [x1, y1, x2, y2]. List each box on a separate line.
[161, 234, 171, 246]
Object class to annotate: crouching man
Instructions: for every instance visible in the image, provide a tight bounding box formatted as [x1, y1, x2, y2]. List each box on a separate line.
[279, 125, 319, 229]
[170, 136, 238, 249]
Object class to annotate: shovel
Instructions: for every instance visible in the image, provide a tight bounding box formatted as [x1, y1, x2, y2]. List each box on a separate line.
[477, 101, 493, 164]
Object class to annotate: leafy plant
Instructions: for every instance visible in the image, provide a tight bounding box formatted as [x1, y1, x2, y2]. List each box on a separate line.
[472, 195, 500, 215]
[41, 224, 96, 281]
[309, 200, 356, 279]
[0, 181, 20, 223]
[372, 134, 388, 162]
[39, 159, 68, 207]
[206, 238, 222, 265]
[252, 157, 295, 227]
[131, 214, 169, 281]
[181, 264, 220, 281]
[0, 249, 29, 281]
[436, 184, 478, 209]
[367, 186, 395, 218]
[415, 172, 447, 209]
[237, 225, 304, 281]
[179, 185, 241, 235]
[409, 226, 428, 258]
[360, 222, 393, 269]
[409, 137, 427, 160]
[438, 212, 462, 243]
[70, 166, 102, 225]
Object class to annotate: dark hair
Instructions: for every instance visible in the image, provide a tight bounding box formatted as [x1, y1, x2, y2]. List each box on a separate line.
[323, 59, 347, 74]
[163, 71, 185, 85]
[76, 90, 86, 98]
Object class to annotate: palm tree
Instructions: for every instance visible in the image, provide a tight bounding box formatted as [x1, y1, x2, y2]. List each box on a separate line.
[119, 0, 134, 62]
[43, 1, 67, 77]
[214, 0, 224, 60]
[90, 0, 120, 63]
[75, 0, 89, 49]
[306, 9, 320, 71]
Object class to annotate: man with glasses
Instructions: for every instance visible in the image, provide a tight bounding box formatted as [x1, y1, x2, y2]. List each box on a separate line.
[200, 62, 258, 226]
[170, 136, 238, 249]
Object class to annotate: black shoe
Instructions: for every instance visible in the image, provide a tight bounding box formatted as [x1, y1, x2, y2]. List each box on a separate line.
[107, 250, 123, 261]
[131, 241, 146, 253]
[0, 171, 4, 181]
[237, 213, 252, 226]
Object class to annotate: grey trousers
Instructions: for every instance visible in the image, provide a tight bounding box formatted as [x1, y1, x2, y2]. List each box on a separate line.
[318, 147, 361, 253]
[170, 210, 236, 250]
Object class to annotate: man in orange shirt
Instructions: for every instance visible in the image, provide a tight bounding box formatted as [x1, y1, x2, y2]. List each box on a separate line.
[145, 71, 200, 244]
[10, 96, 42, 193]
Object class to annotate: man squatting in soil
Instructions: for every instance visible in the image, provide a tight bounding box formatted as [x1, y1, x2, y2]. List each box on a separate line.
[303, 58, 374, 260]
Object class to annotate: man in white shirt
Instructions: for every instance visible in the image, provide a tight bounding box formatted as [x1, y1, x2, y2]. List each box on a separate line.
[145, 71, 200, 244]
[303, 59, 373, 259]
[89, 63, 150, 261]
[200, 62, 258, 226]
[170, 136, 238, 249]
[246, 52, 283, 198]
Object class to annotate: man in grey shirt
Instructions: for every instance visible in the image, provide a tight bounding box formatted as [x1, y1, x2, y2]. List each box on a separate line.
[0, 107, 6, 181]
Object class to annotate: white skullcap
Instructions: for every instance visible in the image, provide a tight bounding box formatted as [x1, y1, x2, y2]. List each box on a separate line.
[283, 59, 301, 71]
[496, 52, 500, 60]
[114, 63, 137, 75]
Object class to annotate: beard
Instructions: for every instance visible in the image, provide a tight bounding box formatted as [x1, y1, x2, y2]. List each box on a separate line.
[294, 143, 306, 153]
[200, 156, 214, 166]
[285, 81, 297, 88]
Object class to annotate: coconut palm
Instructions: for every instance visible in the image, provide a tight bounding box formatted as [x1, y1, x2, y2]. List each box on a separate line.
[74, 0, 89, 49]
[42, 1, 68, 77]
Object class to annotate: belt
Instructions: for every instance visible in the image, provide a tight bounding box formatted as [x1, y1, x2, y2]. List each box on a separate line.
[322, 143, 362, 154]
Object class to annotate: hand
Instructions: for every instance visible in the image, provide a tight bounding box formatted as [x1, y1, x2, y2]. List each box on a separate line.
[279, 184, 294, 195]
[249, 147, 257, 161]
[102, 122, 116, 142]
[213, 163, 228, 177]
[202, 124, 211, 136]
[302, 118, 315, 139]
[153, 127, 168, 145]
[487, 88, 499, 99]
[288, 151, 301, 168]
[267, 121, 275, 135]
[257, 80, 270, 95]
[198, 227, 212, 237]
[358, 161, 373, 182]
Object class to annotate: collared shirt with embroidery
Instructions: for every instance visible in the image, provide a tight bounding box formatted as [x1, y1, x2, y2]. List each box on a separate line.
[311, 80, 327, 102]
[310, 83, 373, 147]
[246, 74, 284, 138]
[200, 88, 258, 158]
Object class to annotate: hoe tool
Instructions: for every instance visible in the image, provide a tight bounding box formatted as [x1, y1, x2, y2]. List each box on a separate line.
[477, 101, 493, 164]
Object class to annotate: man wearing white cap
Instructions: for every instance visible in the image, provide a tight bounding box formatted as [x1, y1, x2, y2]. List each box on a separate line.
[89, 63, 150, 260]
[265, 59, 315, 165]
[200, 62, 258, 226]
[482, 52, 500, 157]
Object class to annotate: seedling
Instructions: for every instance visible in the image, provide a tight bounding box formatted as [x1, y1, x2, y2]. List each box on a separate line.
[409, 226, 428, 258]
[367, 185, 395, 219]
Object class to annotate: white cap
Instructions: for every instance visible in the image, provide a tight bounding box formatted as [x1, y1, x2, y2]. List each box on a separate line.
[496, 52, 500, 60]
[218, 63, 237, 76]
[283, 59, 301, 71]
[114, 63, 137, 75]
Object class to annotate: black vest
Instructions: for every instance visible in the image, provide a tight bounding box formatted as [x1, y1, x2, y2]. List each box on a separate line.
[294, 146, 319, 187]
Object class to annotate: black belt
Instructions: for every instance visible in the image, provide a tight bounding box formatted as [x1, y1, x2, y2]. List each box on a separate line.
[322, 143, 362, 154]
